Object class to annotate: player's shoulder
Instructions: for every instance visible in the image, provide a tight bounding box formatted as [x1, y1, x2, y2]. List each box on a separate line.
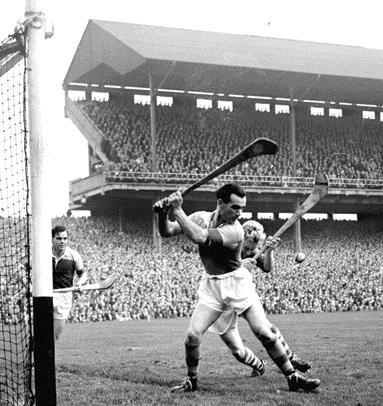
[64, 246, 82, 260]
[230, 220, 245, 236]
[189, 210, 213, 225]
[218, 220, 244, 241]
[190, 210, 211, 218]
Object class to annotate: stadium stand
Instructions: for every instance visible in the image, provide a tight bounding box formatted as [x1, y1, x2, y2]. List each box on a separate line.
[62, 25, 383, 324]
[78, 99, 383, 182]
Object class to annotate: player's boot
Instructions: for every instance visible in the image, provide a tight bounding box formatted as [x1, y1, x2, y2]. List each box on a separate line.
[290, 354, 312, 373]
[170, 375, 198, 393]
[250, 359, 267, 377]
[287, 372, 320, 392]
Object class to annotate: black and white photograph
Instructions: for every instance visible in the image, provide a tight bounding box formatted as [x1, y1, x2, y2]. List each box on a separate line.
[1, 1, 383, 405]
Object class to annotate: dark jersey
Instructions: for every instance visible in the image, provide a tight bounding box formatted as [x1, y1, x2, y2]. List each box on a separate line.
[52, 247, 84, 289]
[189, 211, 243, 276]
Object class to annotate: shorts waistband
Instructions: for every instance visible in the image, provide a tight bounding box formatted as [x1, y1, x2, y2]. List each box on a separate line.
[204, 267, 249, 280]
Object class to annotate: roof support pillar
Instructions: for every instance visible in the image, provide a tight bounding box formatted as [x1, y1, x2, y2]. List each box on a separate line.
[289, 87, 297, 177]
[289, 87, 301, 252]
[149, 73, 158, 172]
[149, 74, 162, 252]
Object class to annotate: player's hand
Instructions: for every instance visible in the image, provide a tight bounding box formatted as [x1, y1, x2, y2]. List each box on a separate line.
[74, 283, 83, 292]
[153, 191, 183, 213]
[265, 236, 280, 250]
[167, 191, 183, 210]
[153, 197, 171, 214]
[242, 257, 257, 271]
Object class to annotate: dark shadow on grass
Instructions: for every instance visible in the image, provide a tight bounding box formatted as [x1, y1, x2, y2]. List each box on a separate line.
[57, 363, 172, 388]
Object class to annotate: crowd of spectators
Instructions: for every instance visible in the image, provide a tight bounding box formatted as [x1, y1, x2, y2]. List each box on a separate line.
[2, 215, 383, 324]
[55, 216, 200, 323]
[65, 216, 383, 321]
[79, 99, 383, 181]
[0, 218, 31, 325]
[2, 97, 383, 323]
[255, 219, 383, 314]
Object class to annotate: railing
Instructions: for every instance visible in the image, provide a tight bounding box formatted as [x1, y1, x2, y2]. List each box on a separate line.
[102, 171, 383, 190]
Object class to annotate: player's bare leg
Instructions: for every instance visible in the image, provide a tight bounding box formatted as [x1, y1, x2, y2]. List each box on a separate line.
[54, 319, 65, 341]
[219, 327, 266, 377]
[171, 302, 222, 393]
[269, 324, 312, 373]
[242, 305, 320, 392]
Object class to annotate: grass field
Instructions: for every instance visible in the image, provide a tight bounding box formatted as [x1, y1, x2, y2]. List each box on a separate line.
[54, 311, 383, 406]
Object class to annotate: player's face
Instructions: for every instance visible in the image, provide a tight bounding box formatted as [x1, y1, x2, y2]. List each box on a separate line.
[52, 231, 68, 254]
[241, 237, 256, 259]
[219, 194, 246, 224]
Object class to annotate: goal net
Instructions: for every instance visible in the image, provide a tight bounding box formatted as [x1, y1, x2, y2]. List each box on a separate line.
[0, 30, 33, 406]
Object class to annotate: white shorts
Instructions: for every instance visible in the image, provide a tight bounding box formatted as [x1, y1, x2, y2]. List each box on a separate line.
[53, 292, 73, 320]
[208, 292, 265, 335]
[197, 267, 257, 333]
[209, 309, 239, 335]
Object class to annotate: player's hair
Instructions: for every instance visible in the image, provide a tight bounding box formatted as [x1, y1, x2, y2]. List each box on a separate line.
[216, 183, 246, 203]
[242, 220, 264, 235]
[51, 225, 67, 238]
[243, 220, 266, 244]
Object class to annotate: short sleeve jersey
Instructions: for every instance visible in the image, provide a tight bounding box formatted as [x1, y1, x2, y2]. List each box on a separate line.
[52, 246, 84, 289]
[189, 211, 244, 276]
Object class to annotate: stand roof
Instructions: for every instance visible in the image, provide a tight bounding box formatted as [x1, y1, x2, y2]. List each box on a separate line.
[64, 19, 383, 105]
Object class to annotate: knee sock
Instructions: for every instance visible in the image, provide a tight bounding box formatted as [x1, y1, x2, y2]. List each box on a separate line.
[263, 336, 295, 377]
[271, 325, 293, 360]
[185, 343, 200, 378]
[233, 346, 263, 369]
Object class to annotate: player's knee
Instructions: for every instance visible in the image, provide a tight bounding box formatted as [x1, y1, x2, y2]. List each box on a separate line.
[269, 324, 277, 334]
[54, 320, 65, 341]
[185, 330, 201, 346]
[256, 325, 276, 345]
[54, 328, 62, 341]
[220, 336, 244, 357]
[232, 347, 245, 360]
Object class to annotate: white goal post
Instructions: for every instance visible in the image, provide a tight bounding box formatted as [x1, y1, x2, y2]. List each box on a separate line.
[26, 0, 57, 404]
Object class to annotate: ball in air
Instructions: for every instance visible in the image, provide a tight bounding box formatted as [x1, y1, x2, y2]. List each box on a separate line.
[295, 252, 306, 263]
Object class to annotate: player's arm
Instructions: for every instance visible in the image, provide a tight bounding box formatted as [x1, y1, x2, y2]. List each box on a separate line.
[154, 196, 183, 238]
[157, 211, 183, 238]
[75, 269, 88, 287]
[243, 252, 271, 273]
[73, 253, 88, 288]
[173, 209, 208, 244]
[258, 236, 280, 273]
[169, 192, 208, 244]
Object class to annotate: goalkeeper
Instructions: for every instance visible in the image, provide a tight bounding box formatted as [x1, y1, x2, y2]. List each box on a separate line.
[52, 225, 87, 340]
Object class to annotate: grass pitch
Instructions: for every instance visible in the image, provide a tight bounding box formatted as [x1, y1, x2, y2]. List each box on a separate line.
[55, 311, 383, 406]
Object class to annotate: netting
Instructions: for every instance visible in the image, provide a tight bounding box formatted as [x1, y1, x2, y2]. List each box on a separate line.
[0, 31, 33, 406]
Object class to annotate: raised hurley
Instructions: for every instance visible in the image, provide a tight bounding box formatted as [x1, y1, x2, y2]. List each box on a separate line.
[153, 137, 278, 212]
[253, 174, 329, 260]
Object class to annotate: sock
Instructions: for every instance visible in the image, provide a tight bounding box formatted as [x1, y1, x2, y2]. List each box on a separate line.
[185, 343, 200, 378]
[233, 346, 263, 369]
[271, 325, 293, 359]
[263, 336, 295, 377]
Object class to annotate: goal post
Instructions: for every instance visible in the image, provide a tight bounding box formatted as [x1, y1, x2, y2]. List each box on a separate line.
[1, 1, 56, 404]
[25, 0, 57, 405]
